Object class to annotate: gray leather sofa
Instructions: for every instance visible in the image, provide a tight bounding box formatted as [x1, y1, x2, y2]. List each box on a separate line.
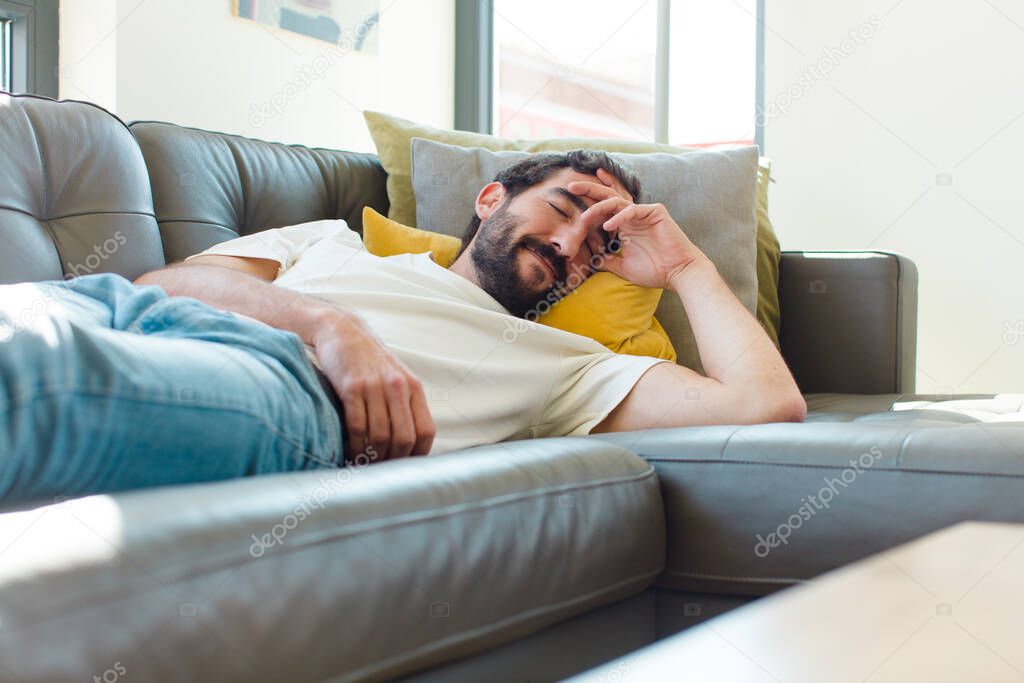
[1, 93, 1021, 682]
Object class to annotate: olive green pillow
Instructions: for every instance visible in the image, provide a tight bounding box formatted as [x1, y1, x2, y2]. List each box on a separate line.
[363, 110, 782, 348]
[754, 162, 781, 348]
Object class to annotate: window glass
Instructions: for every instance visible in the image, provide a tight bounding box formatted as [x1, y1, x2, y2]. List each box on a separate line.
[667, 0, 758, 147]
[1, 19, 11, 93]
[491, 0, 758, 147]
[492, 0, 657, 140]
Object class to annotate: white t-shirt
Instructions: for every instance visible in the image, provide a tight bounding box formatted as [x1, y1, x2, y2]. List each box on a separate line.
[189, 219, 667, 454]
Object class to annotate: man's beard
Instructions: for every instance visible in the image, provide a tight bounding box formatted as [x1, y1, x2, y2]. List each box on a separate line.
[469, 203, 569, 318]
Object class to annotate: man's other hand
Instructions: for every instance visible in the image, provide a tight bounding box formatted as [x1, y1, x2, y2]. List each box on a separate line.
[312, 311, 435, 462]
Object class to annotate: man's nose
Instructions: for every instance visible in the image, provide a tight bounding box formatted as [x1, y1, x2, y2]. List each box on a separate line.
[549, 221, 587, 260]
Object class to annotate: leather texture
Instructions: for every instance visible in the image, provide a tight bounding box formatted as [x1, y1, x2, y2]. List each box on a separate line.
[779, 251, 918, 394]
[400, 590, 658, 683]
[0, 438, 664, 683]
[129, 121, 390, 263]
[0, 93, 165, 283]
[398, 588, 749, 682]
[590, 396, 1024, 597]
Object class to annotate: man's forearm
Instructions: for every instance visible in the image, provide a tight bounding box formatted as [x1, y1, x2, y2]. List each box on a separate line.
[670, 256, 798, 394]
[135, 263, 346, 346]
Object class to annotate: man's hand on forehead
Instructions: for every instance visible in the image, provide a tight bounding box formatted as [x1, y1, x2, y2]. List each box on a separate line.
[566, 172, 632, 255]
[563, 166, 706, 290]
[565, 168, 632, 203]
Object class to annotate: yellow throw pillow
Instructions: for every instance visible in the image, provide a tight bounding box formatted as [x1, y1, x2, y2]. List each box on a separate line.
[537, 270, 677, 362]
[361, 207, 677, 361]
[362, 206, 462, 266]
[363, 109, 782, 350]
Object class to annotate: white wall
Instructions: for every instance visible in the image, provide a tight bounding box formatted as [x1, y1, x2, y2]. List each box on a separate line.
[764, 0, 1024, 394]
[59, 0, 454, 152]
[58, 0, 118, 111]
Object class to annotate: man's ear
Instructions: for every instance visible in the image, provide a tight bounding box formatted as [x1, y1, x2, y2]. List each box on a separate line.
[475, 181, 506, 221]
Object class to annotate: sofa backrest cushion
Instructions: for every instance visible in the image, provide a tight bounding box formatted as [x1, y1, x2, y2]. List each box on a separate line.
[129, 121, 389, 263]
[0, 93, 165, 284]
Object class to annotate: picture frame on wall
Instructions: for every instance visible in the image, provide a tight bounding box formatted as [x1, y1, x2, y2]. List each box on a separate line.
[233, 0, 381, 54]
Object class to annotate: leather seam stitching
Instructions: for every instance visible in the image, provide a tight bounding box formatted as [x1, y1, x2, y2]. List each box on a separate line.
[22, 106, 49, 219]
[6, 92, 135, 134]
[0, 205, 157, 222]
[128, 119, 383, 159]
[718, 425, 741, 459]
[223, 138, 249, 228]
[660, 569, 802, 584]
[153, 217, 238, 229]
[643, 458, 1024, 479]
[18, 107, 66, 273]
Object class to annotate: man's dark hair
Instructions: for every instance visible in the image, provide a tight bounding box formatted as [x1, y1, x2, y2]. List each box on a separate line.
[458, 150, 642, 255]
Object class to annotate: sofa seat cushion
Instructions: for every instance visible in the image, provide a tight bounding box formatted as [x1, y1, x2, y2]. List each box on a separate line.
[892, 393, 1024, 421]
[590, 394, 1024, 596]
[0, 439, 664, 683]
[805, 392, 997, 418]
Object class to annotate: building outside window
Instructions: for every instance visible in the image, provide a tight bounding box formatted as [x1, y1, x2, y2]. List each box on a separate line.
[491, 0, 758, 148]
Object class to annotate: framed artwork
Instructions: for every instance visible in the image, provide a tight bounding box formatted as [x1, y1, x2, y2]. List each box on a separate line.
[234, 0, 381, 54]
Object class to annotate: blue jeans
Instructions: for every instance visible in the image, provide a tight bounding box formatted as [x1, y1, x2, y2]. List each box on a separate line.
[0, 273, 344, 506]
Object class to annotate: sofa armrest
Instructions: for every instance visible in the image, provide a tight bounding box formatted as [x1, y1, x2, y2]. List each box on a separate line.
[779, 250, 918, 394]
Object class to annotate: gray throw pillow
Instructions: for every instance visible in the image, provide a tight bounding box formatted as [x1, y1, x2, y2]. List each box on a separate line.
[410, 137, 759, 372]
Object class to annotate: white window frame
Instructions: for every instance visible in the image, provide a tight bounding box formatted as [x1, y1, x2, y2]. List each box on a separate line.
[0, 0, 58, 97]
[1, 17, 12, 92]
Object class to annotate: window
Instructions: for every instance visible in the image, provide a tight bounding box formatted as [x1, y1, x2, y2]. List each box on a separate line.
[461, 0, 763, 148]
[667, 0, 758, 147]
[0, 0, 59, 97]
[492, 0, 657, 141]
[1, 18, 11, 92]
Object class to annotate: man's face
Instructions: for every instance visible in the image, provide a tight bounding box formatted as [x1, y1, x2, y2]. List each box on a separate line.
[469, 168, 619, 318]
